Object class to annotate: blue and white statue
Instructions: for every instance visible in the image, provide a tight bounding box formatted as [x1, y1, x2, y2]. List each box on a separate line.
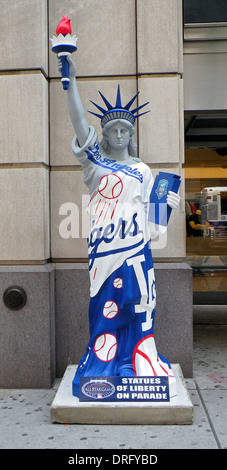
[58, 52, 181, 398]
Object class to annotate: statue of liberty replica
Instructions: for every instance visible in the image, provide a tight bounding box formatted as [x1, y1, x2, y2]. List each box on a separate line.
[54, 18, 181, 398]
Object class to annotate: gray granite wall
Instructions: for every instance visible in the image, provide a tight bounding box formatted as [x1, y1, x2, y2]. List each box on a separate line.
[0, 266, 55, 388]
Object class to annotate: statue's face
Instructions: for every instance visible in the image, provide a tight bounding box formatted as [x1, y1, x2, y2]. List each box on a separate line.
[107, 122, 131, 151]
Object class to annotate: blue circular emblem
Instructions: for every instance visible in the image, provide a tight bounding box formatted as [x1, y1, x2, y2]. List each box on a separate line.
[82, 380, 115, 399]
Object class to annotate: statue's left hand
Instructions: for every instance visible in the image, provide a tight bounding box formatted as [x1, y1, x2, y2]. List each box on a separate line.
[167, 191, 181, 209]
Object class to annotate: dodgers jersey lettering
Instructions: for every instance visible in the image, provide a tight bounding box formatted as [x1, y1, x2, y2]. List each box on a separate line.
[71, 126, 176, 397]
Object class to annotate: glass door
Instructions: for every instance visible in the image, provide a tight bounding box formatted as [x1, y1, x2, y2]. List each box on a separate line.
[184, 126, 227, 305]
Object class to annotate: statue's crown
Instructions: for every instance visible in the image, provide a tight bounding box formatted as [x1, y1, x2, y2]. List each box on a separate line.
[88, 85, 149, 128]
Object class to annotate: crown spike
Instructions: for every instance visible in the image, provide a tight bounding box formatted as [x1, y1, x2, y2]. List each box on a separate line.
[88, 110, 103, 119]
[135, 110, 150, 119]
[124, 91, 140, 111]
[98, 91, 113, 110]
[131, 102, 149, 115]
[90, 100, 106, 115]
[115, 84, 122, 108]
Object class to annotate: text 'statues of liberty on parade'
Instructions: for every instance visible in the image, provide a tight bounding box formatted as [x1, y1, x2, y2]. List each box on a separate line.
[51, 15, 181, 398]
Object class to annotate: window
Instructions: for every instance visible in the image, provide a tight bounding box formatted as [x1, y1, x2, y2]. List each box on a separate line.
[184, 0, 227, 24]
[185, 148, 227, 257]
[184, 142, 227, 305]
[184, 1, 227, 42]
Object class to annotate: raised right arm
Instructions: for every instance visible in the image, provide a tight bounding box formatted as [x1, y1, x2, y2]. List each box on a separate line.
[66, 56, 90, 148]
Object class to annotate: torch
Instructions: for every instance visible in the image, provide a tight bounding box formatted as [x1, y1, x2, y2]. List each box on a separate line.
[50, 15, 77, 90]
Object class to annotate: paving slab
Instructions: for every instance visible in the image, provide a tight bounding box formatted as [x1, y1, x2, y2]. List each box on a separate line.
[193, 325, 227, 390]
[199, 389, 227, 449]
[51, 364, 193, 425]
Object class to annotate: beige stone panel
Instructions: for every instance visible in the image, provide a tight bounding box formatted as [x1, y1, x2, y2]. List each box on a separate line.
[49, 0, 136, 77]
[0, 168, 49, 261]
[137, 0, 183, 74]
[138, 76, 181, 165]
[50, 78, 138, 166]
[0, 0, 48, 72]
[51, 170, 89, 259]
[0, 73, 48, 164]
[151, 209, 186, 260]
[152, 210, 186, 259]
[178, 76, 185, 164]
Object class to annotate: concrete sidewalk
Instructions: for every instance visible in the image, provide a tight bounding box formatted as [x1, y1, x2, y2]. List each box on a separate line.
[0, 312, 227, 450]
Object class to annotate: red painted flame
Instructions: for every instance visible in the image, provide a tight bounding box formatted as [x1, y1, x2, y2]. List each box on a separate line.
[56, 15, 72, 36]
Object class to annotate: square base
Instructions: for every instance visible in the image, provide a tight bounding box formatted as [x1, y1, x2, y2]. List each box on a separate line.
[51, 364, 193, 425]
